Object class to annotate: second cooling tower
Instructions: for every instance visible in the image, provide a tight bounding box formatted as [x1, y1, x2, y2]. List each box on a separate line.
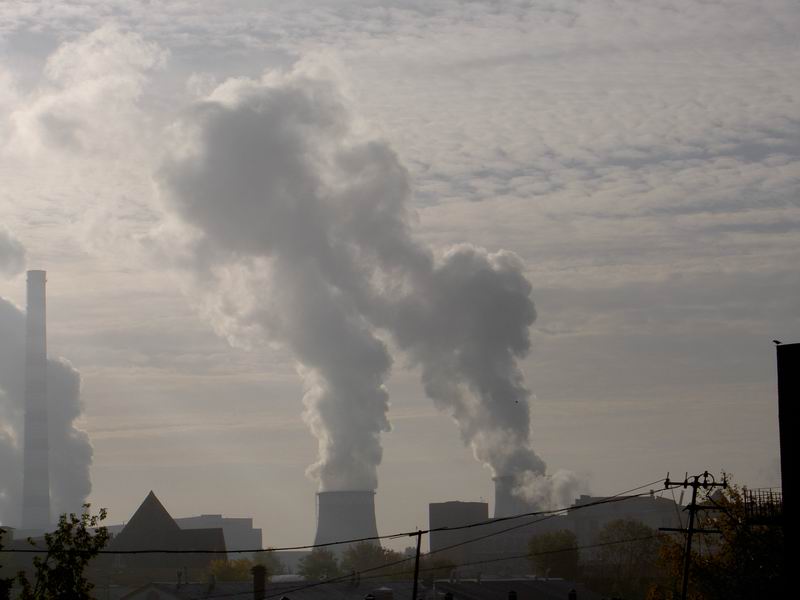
[493, 475, 531, 518]
[313, 491, 379, 550]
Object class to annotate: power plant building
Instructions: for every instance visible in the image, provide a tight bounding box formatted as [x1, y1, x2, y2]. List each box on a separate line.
[428, 501, 488, 565]
[174, 514, 262, 558]
[493, 475, 533, 518]
[313, 490, 379, 552]
[429, 492, 683, 577]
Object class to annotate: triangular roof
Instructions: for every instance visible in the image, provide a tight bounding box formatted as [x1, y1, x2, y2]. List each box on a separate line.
[109, 491, 182, 551]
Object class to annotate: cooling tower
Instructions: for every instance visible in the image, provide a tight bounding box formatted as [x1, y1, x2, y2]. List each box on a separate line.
[313, 491, 379, 550]
[22, 270, 50, 531]
[493, 475, 529, 518]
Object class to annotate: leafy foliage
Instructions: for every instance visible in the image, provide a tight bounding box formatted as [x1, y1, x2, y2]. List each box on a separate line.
[589, 518, 660, 599]
[253, 548, 287, 577]
[16, 504, 109, 600]
[297, 548, 341, 581]
[419, 555, 455, 586]
[208, 558, 256, 582]
[1, 528, 14, 600]
[209, 551, 287, 582]
[656, 486, 783, 600]
[340, 542, 405, 580]
[527, 529, 579, 579]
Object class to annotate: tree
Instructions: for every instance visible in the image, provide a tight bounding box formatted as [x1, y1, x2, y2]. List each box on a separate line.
[253, 548, 286, 578]
[419, 555, 455, 586]
[297, 548, 340, 581]
[1, 528, 14, 600]
[527, 529, 579, 579]
[16, 504, 109, 600]
[209, 558, 255, 582]
[340, 542, 405, 580]
[656, 485, 783, 600]
[588, 518, 660, 599]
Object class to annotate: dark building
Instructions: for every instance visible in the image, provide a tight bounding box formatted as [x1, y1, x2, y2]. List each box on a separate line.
[776, 343, 795, 525]
[429, 499, 562, 577]
[104, 491, 226, 584]
[429, 493, 682, 577]
[174, 514, 262, 559]
[428, 501, 488, 566]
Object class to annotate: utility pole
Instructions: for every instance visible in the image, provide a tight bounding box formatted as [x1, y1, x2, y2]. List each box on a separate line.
[661, 471, 727, 600]
[411, 530, 422, 600]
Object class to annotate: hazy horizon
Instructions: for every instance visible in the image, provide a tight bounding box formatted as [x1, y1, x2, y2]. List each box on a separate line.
[1, 0, 795, 553]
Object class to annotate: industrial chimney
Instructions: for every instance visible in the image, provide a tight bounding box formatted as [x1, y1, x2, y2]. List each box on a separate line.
[22, 270, 50, 532]
[313, 491, 380, 551]
[493, 475, 530, 518]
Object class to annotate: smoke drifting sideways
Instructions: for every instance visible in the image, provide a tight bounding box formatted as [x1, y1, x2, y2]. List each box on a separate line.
[156, 64, 576, 505]
[0, 297, 93, 526]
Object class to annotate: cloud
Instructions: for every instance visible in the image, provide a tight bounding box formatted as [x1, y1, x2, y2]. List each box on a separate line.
[0, 228, 25, 277]
[5, 23, 166, 157]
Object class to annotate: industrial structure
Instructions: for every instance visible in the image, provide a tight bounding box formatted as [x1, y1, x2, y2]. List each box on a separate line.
[174, 514, 262, 558]
[21, 269, 50, 532]
[493, 475, 533, 518]
[428, 501, 489, 567]
[429, 492, 682, 577]
[105, 491, 226, 583]
[313, 490, 379, 552]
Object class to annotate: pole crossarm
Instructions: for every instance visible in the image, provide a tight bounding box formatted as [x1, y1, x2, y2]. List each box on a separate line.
[663, 471, 728, 600]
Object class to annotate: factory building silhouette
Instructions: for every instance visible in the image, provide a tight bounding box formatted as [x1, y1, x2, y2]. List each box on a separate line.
[102, 491, 226, 582]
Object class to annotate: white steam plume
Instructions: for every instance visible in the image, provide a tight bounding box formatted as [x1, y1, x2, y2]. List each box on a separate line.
[156, 71, 396, 491]
[157, 63, 573, 501]
[0, 297, 92, 525]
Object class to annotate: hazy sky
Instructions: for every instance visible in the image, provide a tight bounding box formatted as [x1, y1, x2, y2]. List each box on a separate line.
[0, 0, 797, 551]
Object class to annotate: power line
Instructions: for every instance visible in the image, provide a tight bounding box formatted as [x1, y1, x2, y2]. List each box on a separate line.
[156, 478, 669, 600]
[661, 471, 727, 600]
[418, 479, 662, 569]
[200, 531, 665, 600]
[1, 477, 666, 556]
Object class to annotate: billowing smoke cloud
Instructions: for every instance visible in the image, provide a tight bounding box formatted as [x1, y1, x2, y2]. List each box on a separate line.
[0, 228, 25, 277]
[157, 63, 572, 502]
[157, 72, 396, 491]
[0, 297, 92, 525]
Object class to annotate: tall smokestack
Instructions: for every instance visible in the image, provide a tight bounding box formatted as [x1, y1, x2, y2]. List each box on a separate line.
[493, 475, 529, 518]
[313, 491, 379, 551]
[22, 270, 50, 531]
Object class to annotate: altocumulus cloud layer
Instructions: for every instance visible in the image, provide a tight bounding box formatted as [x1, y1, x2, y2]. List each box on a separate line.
[0, 1, 795, 540]
[156, 64, 567, 502]
[0, 228, 25, 277]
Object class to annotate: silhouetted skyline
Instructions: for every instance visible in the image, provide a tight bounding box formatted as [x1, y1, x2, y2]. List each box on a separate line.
[0, 1, 795, 551]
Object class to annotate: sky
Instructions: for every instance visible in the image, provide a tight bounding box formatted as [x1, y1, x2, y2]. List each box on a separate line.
[0, 0, 797, 551]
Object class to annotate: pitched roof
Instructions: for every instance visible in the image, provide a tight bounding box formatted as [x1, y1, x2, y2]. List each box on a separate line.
[109, 491, 182, 551]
